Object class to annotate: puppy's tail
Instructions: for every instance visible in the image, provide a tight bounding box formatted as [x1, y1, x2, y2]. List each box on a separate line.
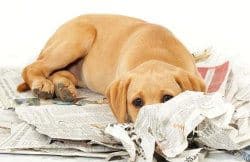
[17, 82, 30, 92]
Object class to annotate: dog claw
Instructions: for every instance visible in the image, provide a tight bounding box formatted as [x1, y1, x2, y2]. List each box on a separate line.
[55, 83, 77, 102]
[32, 88, 54, 99]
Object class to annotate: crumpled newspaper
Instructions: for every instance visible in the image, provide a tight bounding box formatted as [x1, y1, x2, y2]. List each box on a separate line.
[105, 91, 247, 161]
[0, 49, 250, 162]
[104, 51, 250, 162]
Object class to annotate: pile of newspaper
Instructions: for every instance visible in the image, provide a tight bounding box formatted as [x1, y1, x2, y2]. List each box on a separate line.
[0, 50, 250, 161]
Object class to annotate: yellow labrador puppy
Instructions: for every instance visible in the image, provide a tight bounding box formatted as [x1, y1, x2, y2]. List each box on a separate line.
[17, 14, 206, 123]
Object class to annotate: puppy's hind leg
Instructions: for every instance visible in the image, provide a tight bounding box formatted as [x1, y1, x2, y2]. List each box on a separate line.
[18, 21, 96, 99]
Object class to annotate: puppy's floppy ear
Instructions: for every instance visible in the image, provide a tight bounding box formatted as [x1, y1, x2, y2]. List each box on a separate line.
[105, 77, 131, 123]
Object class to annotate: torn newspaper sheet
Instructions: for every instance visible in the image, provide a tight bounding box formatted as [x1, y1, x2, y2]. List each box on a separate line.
[0, 68, 106, 109]
[15, 104, 117, 143]
[0, 106, 126, 160]
[105, 93, 249, 161]
[0, 50, 250, 161]
[198, 61, 230, 95]
[105, 91, 248, 161]
[0, 122, 121, 157]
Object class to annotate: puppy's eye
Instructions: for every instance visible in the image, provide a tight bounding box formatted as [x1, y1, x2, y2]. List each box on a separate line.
[162, 95, 173, 103]
[132, 98, 144, 108]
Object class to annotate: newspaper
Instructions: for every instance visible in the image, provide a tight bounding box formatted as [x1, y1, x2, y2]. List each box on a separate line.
[0, 50, 250, 161]
[0, 68, 127, 160]
[104, 91, 244, 161]
[0, 68, 106, 109]
[0, 108, 21, 142]
[163, 148, 207, 162]
[0, 122, 121, 154]
[104, 53, 250, 161]
[105, 123, 155, 162]
[0, 109, 22, 128]
[0, 128, 10, 142]
[15, 104, 117, 143]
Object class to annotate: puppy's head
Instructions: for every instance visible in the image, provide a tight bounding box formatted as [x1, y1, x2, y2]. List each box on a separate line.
[105, 60, 205, 123]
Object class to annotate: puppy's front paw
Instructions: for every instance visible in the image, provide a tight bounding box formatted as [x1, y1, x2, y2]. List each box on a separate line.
[54, 79, 77, 102]
[32, 79, 54, 99]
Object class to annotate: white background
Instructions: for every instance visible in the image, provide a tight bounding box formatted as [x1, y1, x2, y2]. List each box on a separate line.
[0, 0, 250, 67]
[0, 0, 249, 161]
